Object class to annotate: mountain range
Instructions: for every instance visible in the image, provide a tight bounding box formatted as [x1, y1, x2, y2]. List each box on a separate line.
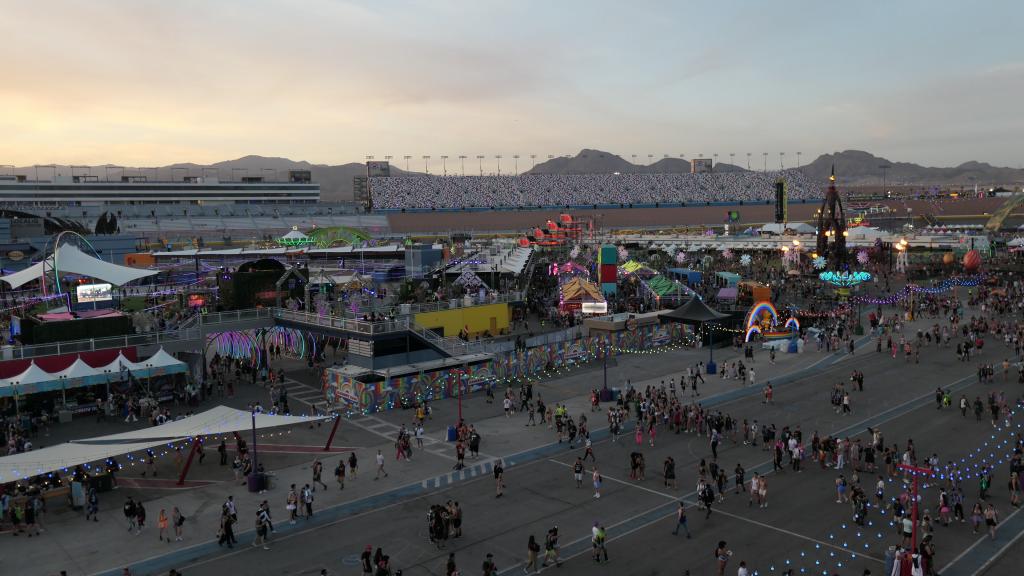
[9, 150, 1022, 202]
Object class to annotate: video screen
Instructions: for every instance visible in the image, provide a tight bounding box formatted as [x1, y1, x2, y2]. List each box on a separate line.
[77, 283, 113, 303]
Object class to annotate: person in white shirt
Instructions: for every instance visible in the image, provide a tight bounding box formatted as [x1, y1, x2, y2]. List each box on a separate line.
[737, 560, 750, 576]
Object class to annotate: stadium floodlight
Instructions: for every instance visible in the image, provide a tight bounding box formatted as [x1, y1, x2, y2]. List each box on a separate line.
[746, 152, 752, 170]
[459, 155, 467, 176]
[762, 152, 768, 172]
[513, 155, 519, 175]
[423, 155, 431, 174]
[403, 155, 411, 172]
[530, 154, 536, 169]
[647, 154, 654, 164]
[779, 152, 785, 170]
[730, 153, 735, 167]
[495, 155, 502, 176]
[631, 154, 637, 164]
[796, 151, 802, 168]
[366, 155, 374, 161]
[441, 155, 448, 176]
[476, 155, 484, 176]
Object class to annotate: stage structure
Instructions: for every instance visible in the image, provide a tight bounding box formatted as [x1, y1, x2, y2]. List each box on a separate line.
[815, 166, 848, 267]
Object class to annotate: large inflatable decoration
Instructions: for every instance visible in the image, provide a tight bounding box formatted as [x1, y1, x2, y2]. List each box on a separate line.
[744, 301, 799, 342]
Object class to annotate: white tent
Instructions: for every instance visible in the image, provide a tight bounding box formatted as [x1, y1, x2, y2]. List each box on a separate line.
[139, 348, 185, 370]
[0, 362, 53, 387]
[760, 223, 815, 235]
[74, 405, 330, 443]
[280, 229, 309, 242]
[846, 227, 889, 240]
[1007, 237, 1024, 247]
[97, 352, 145, 374]
[0, 438, 188, 483]
[52, 358, 101, 380]
[1, 244, 159, 289]
[0, 405, 332, 482]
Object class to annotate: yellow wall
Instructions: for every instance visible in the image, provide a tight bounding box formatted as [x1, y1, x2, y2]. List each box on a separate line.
[415, 303, 511, 338]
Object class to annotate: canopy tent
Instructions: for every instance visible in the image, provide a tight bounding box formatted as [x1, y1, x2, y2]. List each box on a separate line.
[846, 226, 889, 240]
[0, 438, 187, 483]
[666, 268, 703, 286]
[0, 405, 334, 482]
[716, 287, 738, 300]
[0, 349, 187, 398]
[559, 277, 605, 309]
[1007, 237, 1024, 247]
[0, 244, 159, 289]
[619, 260, 657, 278]
[74, 405, 330, 444]
[660, 297, 729, 323]
[645, 275, 690, 299]
[715, 271, 741, 286]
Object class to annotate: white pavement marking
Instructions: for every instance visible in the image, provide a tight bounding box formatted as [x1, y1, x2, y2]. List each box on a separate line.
[939, 503, 1024, 574]
[546, 459, 883, 564]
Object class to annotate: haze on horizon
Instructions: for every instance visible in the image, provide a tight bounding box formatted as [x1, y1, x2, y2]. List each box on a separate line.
[1, 0, 1022, 171]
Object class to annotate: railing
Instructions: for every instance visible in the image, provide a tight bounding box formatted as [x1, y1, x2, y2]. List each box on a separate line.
[408, 323, 494, 356]
[3, 327, 204, 361]
[340, 291, 525, 319]
[272, 308, 411, 335]
[198, 308, 274, 325]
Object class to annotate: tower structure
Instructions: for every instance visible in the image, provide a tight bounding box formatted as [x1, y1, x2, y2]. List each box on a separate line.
[816, 165, 847, 266]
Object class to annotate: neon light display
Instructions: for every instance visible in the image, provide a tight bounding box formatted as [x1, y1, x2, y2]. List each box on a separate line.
[818, 270, 872, 287]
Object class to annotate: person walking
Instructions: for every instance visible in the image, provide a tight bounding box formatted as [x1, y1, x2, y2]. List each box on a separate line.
[592, 467, 602, 499]
[541, 526, 561, 568]
[286, 485, 299, 523]
[302, 483, 314, 519]
[374, 449, 388, 480]
[984, 503, 999, 540]
[172, 507, 184, 541]
[253, 505, 271, 550]
[85, 488, 99, 522]
[217, 508, 235, 548]
[715, 541, 733, 576]
[312, 459, 328, 491]
[349, 451, 359, 479]
[158, 509, 169, 542]
[335, 459, 346, 490]
[671, 501, 691, 538]
[525, 534, 541, 574]
[494, 459, 505, 498]
[573, 458, 584, 488]
[123, 497, 137, 532]
[591, 523, 608, 563]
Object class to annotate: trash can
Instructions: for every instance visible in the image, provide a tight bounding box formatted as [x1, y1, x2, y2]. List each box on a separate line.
[599, 388, 612, 402]
[447, 425, 457, 442]
[706, 360, 717, 375]
[247, 473, 265, 493]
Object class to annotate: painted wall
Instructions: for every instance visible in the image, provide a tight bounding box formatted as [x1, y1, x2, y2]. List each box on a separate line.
[325, 321, 686, 414]
[414, 302, 510, 337]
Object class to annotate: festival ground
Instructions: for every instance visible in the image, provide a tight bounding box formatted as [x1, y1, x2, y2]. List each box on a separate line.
[6, 291, 1022, 576]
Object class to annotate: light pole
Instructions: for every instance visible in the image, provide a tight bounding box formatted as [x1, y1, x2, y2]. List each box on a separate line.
[746, 153, 751, 170]
[880, 164, 890, 196]
[713, 153, 718, 168]
[403, 155, 411, 173]
[530, 154, 536, 170]
[384, 155, 393, 168]
[459, 155, 466, 176]
[762, 153, 768, 172]
[495, 155, 502, 176]
[441, 155, 448, 176]
[631, 154, 637, 166]
[513, 155, 519, 175]
[477, 155, 484, 176]
[779, 152, 785, 170]
[897, 463, 933, 554]
[423, 155, 431, 174]
[796, 151, 802, 168]
[647, 154, 654, 165]
[729, 152, 735, 167]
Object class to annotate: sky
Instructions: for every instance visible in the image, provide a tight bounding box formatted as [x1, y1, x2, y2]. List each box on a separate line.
[1, 0, 1022, 171]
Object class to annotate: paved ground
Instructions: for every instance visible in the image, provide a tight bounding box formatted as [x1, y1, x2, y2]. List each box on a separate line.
[8, 298, 1024, 576]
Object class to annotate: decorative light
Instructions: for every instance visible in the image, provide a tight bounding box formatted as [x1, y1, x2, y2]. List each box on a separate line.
[812, 256, 827, 269]
[818, 270, 872, 287]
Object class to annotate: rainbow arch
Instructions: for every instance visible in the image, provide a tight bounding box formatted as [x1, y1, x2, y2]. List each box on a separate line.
[784, 317, 800, 331]
[745, 301, 780, 329]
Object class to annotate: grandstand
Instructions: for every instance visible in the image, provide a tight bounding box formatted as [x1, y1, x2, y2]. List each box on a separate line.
[369, 170, 819, 211]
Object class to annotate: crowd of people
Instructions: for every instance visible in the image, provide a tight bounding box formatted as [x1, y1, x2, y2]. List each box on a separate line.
[369, 170, 818, 210]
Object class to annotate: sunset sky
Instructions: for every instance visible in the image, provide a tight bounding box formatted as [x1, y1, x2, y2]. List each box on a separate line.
[2, 0, 1021, 171]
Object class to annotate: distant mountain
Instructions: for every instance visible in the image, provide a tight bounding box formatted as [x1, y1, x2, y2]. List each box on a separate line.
[10, 150, 1022, 203]
[528, 150, 748, 175]
[803, 150, 1024, 186]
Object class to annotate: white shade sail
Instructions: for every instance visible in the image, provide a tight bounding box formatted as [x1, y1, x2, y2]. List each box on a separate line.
[1, 244, 158, 289]
[0, 438, 188, 483]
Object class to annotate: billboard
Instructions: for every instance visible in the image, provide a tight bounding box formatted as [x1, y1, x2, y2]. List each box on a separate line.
[691, 158, 713, 174]
[77, 283, 113, 303]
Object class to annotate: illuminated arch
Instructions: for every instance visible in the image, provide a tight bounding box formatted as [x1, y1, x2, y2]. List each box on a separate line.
[745, 301, 779, 329]
[744, 325, 762, 342]
[784, 317, 800, 331]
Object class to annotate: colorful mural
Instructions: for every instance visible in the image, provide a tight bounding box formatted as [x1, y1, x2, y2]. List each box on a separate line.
[325, 322, 686, 414]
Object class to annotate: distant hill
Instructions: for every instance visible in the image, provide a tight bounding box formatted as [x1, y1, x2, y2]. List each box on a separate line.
[803, 150, 1024, 186]
[10, 149, 1022, 202]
